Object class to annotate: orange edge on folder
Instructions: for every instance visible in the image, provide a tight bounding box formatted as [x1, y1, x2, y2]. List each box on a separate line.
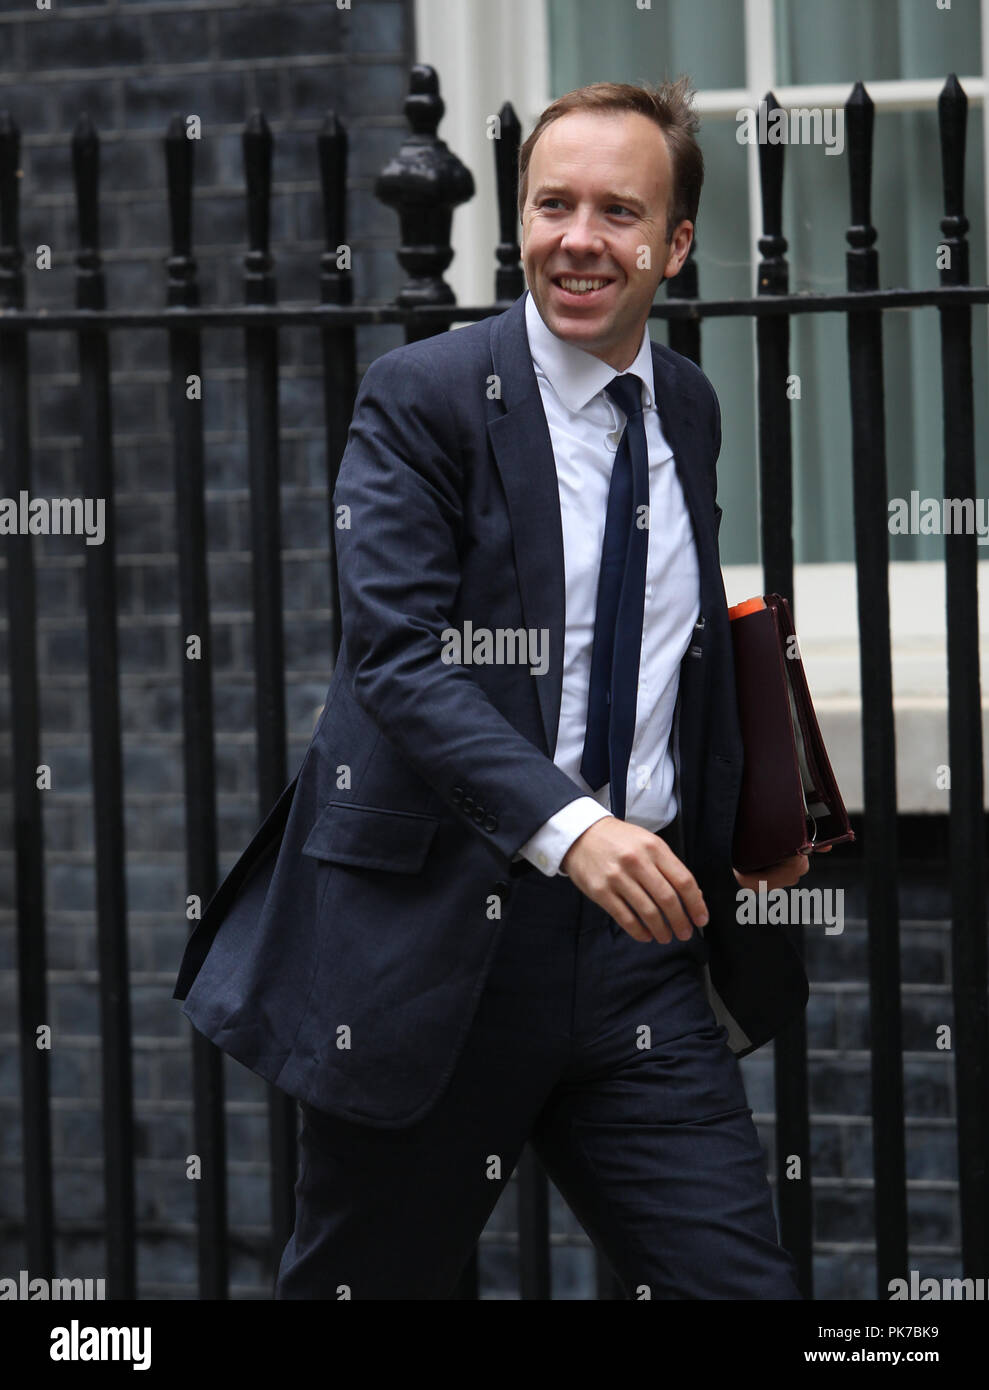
[728, 596, 767, 621]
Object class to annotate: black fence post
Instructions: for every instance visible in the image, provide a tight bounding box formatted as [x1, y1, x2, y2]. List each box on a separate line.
[666, 237, 700, 365]
[755, 93, 795, 601]
[491, 89, 558, 1304]
[935, 74, 989, 1279]
[0, 109, 55, 1282]
[375, 64, 474, 343]
[318, 111, 354, 666]
[755, 91, 813, 1298]
[493, 100, 524, 308]
[71, 112, 136, 1299]
[517, 1144, 551, 1300]
[844, 79, 908, 1297]
[240, 109, 297, 1274]
[164, 113, 229, 1300]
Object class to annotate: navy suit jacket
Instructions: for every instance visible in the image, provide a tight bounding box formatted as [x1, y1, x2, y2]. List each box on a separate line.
[174, 291, 809, 1128]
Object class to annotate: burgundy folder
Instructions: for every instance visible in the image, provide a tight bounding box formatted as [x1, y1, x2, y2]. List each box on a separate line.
[729, 593, 854, 873]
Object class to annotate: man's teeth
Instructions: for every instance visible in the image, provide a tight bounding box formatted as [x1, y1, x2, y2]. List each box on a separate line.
[558, 277, 608, 293]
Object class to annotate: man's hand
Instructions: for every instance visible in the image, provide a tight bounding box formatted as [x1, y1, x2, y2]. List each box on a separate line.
[560, 816, 709, 944]
[733, 843, 833, 893]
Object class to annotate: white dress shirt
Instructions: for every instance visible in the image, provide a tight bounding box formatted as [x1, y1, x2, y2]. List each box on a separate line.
[516, 290, 701, 876]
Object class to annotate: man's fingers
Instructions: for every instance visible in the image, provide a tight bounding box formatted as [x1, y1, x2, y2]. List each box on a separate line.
[652, 843, 709, 927]
[614, 879, 676, 943]
[561, 818, 709, 943]
[595, 886, 654, 941]
[603, 845, 704, 943]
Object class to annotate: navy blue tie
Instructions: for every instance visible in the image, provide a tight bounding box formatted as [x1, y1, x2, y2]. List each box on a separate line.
[579, 373, 650, 821]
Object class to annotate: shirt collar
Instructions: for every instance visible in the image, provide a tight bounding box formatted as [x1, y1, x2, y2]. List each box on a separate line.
[524, 288, 657, 416]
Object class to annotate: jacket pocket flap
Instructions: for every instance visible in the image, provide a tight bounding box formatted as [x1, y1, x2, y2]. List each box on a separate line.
[300, 801, 439, 873]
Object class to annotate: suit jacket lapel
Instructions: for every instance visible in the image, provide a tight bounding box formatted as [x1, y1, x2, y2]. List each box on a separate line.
[488, 295, 567, 757]
[649, 342, 720, 624]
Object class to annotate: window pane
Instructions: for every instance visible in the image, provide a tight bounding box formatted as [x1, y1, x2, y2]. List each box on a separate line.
[680, 118, 759, 565]
[548, 0, 746, 91]
[775, 0, 983, 85]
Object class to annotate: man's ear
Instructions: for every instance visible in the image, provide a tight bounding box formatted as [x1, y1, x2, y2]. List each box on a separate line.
[663, 220, 694, 279]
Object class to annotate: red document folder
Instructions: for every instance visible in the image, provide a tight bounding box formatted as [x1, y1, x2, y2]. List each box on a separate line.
[728, 593, 855, 873]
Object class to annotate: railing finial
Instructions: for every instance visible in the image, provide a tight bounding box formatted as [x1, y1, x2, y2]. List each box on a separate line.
[0, 109, 24, 311]
[71, 112, 104, 311]
[938, 74, 969, 287]
[318, 109, 352, 307]
[845, 80, 877, 294]
[375, 64, 474, 310]
[242, 108, 275, 306]
[757, 91, 788, 295]
[493, 100, 523, 306]
[164, 113, 199, 308]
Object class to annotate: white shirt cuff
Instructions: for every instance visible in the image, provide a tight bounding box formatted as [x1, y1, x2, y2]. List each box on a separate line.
[515, 797, 613, 877]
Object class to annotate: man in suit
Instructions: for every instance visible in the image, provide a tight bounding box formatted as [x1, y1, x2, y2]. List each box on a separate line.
[174, 78, 818, 1299]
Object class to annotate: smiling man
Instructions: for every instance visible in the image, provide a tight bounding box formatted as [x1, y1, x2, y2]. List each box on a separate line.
[521, 105, 687, 365]
[175, 79, 815, 1300]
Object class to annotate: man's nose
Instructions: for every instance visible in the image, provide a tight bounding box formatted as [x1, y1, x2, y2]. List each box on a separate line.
[560, 214, 605, 255]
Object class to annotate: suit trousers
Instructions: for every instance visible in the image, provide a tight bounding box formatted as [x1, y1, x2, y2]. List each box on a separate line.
[274, 835, 803, 1301]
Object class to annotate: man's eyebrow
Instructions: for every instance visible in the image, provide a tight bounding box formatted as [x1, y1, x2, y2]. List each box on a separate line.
[531, 184, 648, 214]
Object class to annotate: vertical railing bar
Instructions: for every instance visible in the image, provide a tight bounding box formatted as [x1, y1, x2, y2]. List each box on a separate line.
[489, 90, 556, 1298]
[493, 91, 559, 1297]
[494, 100, 524, 308]
[935, 73, 989, 1278]
[755, 90, 814, 1297]
[241, 108, 297, 1272]
[371, 63, 494, 1296]
[71, 112, 136, 1298]
[517, 1146, 551, 1299]
[317, 110, 354, 667]
[0, 109, 55, 1278]
[843, 80, 908, 1295]
[666, 237, 701, 365]
[164, 113, 229, 1299]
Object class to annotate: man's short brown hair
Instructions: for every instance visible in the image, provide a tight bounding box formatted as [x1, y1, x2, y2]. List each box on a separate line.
[517, 77, 704, 243]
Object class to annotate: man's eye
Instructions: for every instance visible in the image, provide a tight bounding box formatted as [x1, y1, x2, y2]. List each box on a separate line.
[540, 198, 564, 209]
[607, 205, 633, 216]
